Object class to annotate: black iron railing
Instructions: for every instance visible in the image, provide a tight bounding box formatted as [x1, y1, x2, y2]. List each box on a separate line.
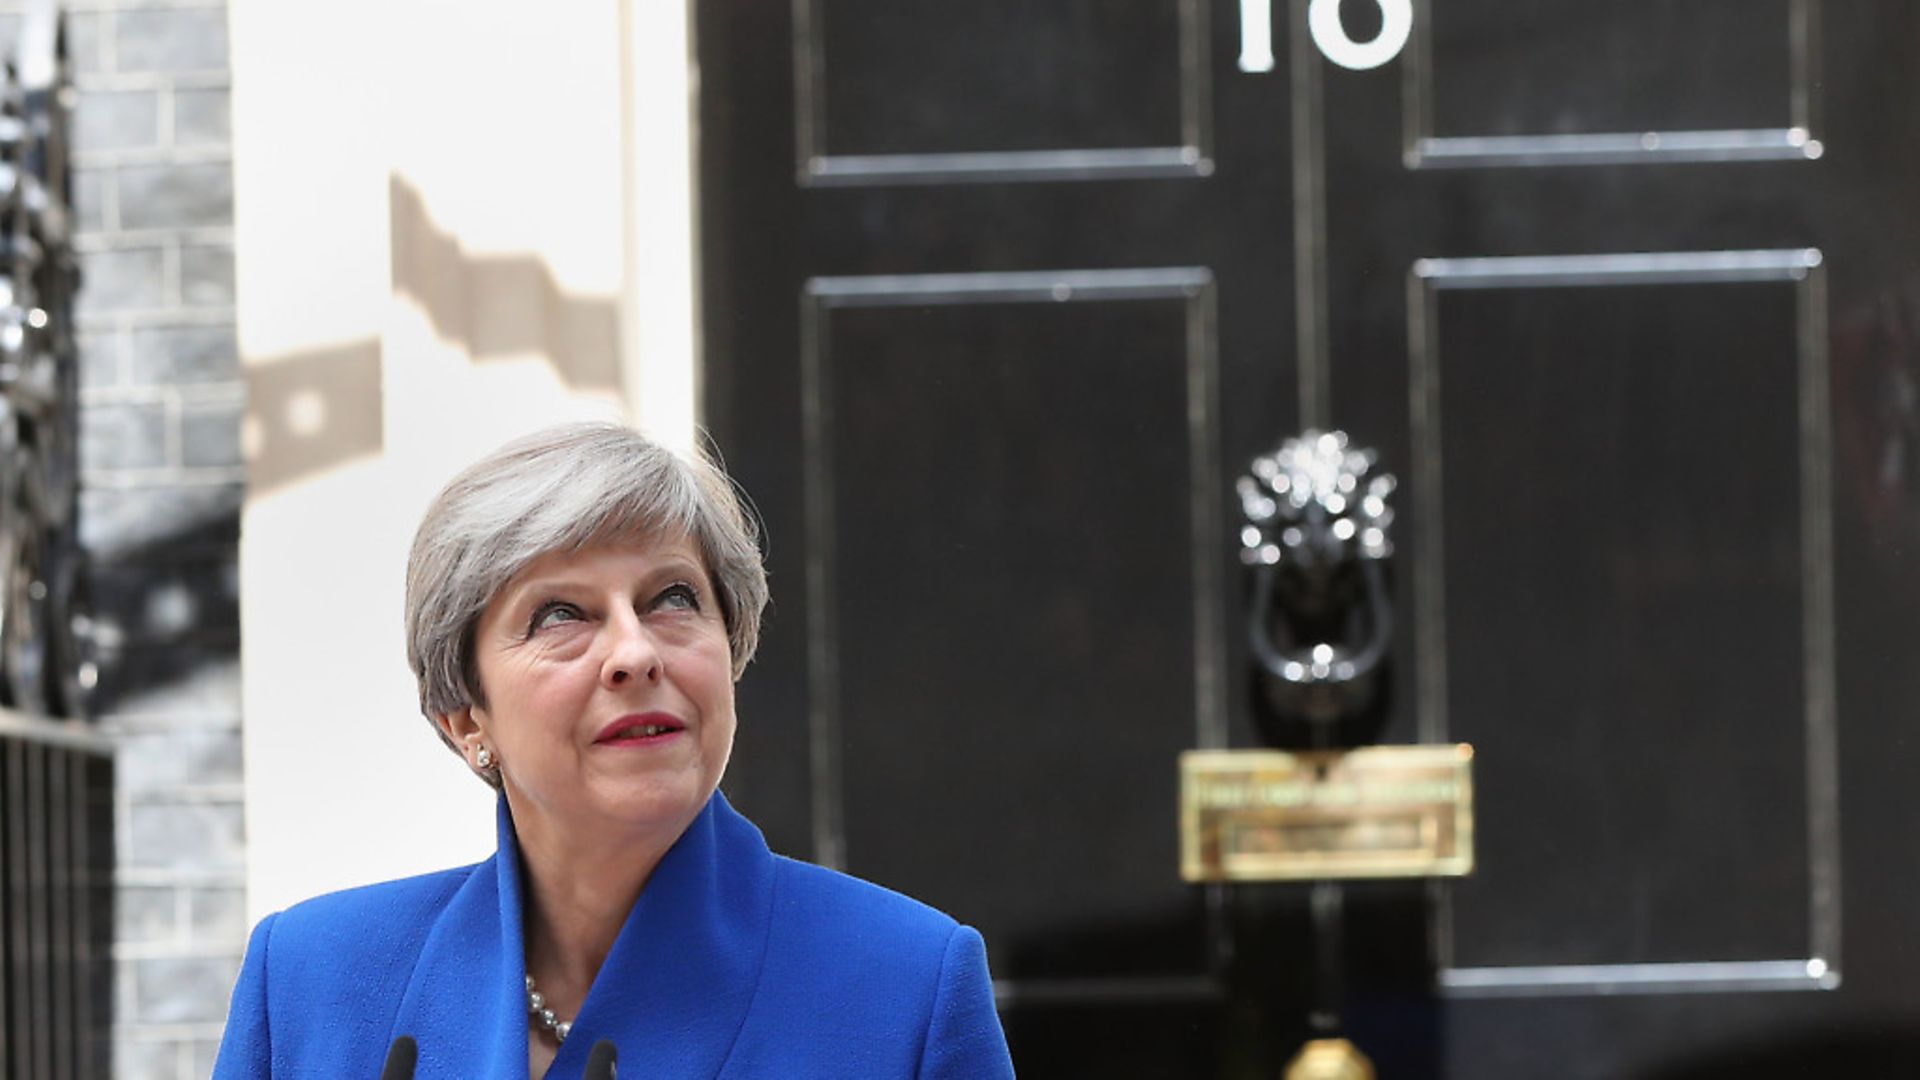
[0, 713, 111, 1078]
[0, 3, 111, 1076]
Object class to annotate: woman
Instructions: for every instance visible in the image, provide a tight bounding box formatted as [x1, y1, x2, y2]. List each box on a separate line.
[213, 423, 1016, 1078]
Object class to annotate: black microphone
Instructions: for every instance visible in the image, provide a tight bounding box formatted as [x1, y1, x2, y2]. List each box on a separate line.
[584, 1038, 618, 1080]
[380, 1035, 417, 1080]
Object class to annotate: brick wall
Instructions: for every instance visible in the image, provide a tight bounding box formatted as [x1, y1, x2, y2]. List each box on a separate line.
[0, 1, 244, 1076]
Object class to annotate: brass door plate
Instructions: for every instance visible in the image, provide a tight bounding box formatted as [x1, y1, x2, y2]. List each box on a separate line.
[1180, 744, 1474, 881]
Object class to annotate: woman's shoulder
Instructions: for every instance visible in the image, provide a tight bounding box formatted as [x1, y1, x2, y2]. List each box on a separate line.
[216, 863, 492, 1076]
[728, 857, 1013, 1077]
[767, 854, 962, 946]
[252, 862, 481, 959]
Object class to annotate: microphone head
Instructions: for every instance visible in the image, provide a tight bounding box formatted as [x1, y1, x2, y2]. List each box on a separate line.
[380, 1035, 418, 1080]
[585, 1038, 618, 1080]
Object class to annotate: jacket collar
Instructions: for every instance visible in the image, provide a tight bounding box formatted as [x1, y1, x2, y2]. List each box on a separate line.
[390, 791, 777, 1079]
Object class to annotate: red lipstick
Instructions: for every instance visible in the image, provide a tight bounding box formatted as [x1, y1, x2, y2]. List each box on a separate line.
[595, 713, 686, 745]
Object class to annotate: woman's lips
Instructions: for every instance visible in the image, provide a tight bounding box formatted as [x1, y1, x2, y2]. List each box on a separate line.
[595, 713, 686, 745]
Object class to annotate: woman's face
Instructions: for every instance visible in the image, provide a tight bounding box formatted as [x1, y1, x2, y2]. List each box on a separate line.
[455, 533, 736, 845]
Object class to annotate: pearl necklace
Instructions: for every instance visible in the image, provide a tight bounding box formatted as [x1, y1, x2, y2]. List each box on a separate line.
[525, 974, 573, 1043]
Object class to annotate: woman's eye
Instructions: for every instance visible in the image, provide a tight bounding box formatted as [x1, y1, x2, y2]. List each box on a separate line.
[528, 602, 582, 633]
[654, 582, 701, 612]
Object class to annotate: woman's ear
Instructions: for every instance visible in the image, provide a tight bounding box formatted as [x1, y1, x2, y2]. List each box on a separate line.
[435, 706, 483, 749]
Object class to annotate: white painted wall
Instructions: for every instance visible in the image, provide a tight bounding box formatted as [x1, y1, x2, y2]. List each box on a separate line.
[231, 0, 699, 921]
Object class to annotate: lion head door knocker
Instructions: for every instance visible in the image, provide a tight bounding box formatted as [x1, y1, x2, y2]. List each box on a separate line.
[1237, 430, 1395, 741]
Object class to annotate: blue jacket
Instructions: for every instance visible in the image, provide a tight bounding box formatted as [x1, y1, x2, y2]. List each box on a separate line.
[213, 793, 1016, 1078]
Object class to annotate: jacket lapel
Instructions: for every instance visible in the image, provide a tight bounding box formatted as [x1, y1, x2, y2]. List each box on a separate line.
[390, 796, 533, 1079]
[541, 792, 776, 1079]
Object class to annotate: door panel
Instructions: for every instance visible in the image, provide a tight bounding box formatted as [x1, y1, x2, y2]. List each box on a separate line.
[806, 0, 1191, 155]
[799, 0, 1209, 182]
[806, 277, 1226, 987]
[1426, 273, 1819, 976]
[1413, 0, 1815, 166]
[1426, 0, 1799, 137]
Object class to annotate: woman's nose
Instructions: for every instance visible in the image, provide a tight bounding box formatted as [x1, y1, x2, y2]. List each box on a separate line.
[601, 611, 663, 688]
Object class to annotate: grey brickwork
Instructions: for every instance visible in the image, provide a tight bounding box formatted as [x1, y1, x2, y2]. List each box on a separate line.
[0, 0, 245, 1075]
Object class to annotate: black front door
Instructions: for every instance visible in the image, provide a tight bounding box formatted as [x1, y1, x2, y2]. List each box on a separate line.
[697, 2, 1920, 1074]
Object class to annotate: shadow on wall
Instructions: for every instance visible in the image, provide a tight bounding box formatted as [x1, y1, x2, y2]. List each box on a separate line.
[241, 173, 629, 502]
[84, 504, 241, 717]
[387, 173, 623, 394]
[244, 338, 384, 498]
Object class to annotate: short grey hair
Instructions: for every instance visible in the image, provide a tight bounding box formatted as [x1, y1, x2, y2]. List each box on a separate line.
[405, 422, 768, 734]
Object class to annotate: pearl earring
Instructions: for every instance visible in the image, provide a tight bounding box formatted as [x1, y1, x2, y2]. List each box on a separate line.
[476, 746, 494, 769]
